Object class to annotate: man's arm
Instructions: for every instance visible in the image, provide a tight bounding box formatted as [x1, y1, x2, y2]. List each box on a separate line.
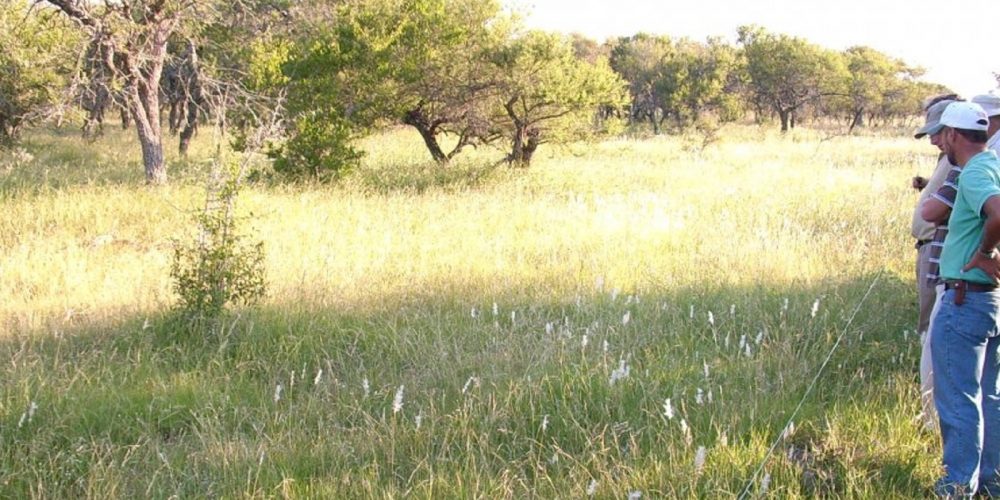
[921, 198, 952, 224]
[922, 164, 961, 225]
[961, 195, 1000, 281]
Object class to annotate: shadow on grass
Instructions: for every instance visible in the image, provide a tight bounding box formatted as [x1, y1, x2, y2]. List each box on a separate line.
[0, 270, 935, 497]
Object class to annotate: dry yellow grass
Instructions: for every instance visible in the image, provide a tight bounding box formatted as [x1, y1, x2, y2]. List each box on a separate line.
[1, 125, 925, 334]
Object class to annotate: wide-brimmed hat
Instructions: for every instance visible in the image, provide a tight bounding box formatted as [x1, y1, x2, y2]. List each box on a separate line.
[971, 94, 1000, 118]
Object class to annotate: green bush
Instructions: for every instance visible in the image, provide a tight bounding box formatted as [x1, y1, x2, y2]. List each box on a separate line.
[170, 159, 267, 320]
[269, 111, 364, 181]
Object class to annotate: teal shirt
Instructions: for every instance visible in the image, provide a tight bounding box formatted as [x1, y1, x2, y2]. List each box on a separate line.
[940, 150, 1000, 285]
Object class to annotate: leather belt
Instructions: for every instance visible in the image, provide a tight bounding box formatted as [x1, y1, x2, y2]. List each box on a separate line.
[944, 280, 999, 306]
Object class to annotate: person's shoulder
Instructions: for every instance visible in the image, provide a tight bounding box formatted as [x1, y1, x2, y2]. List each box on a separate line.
[970, 150, 1000, 170]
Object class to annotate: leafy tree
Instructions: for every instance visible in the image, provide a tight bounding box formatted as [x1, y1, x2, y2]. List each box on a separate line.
[837, 46, 919, 131]
[655, 37, 745, 128]
[284, 0, 508, 166]
[608, 33, 674, 132]
[737, 25, 847, 132]
[569, 32, 606, 64]
[491, 30, 627, 166]
[0, 0, 80, 146]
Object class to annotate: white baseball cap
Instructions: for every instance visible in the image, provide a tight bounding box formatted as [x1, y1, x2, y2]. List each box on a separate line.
[940, 101, 989, 132]
[972, 94, 1000, 117]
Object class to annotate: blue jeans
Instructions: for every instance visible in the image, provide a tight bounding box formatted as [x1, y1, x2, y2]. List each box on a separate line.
[931, 288, 1000, 496]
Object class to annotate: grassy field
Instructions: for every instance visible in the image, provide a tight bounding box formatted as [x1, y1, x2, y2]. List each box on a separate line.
[1, 123, 941, 497]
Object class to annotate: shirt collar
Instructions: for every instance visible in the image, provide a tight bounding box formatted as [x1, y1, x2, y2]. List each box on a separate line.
[989, 129, 1000, 152]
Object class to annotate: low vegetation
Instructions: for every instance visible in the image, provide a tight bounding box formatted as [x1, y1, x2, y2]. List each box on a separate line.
[1, 123, 942, 497]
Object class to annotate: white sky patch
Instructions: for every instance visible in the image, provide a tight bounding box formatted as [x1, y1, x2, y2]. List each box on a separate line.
[509, 0, 997, 97]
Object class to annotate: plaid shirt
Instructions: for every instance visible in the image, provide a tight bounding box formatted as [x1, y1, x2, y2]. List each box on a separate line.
[927, 163, 963, 286]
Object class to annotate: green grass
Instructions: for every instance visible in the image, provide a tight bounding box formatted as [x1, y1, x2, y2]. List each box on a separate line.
[0, 123, 941, 497]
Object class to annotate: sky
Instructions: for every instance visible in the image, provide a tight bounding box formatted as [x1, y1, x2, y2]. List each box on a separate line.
[508, 0, 997, 99]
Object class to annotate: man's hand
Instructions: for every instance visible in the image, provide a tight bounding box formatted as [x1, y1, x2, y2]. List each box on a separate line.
[912, 176, 929, 191]
[962, 250, 1000, 282]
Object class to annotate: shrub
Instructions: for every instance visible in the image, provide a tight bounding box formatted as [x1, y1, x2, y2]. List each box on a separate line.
[170, 157, 266, 320]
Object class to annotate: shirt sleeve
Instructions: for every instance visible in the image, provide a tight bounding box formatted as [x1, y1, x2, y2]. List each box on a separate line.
[931, 166, 962, 208]
[960, 166, 1000, 217]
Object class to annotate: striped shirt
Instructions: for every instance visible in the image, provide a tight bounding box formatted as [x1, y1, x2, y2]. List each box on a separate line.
[926, 163, 963, 286]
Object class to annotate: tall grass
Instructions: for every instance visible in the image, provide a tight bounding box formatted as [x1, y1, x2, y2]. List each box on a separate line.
[1, 123, 939, 497]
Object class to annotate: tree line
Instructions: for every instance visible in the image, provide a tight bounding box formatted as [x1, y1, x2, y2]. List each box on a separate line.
[0, 0, 953, 184]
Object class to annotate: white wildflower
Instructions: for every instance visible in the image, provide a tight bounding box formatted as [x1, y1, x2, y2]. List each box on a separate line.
[603, 339, 609, 354]
[492, 302, 499, 316]
[18, 401, 37, 428]
[582, 334, 589, 349]
[760, 473, 771, 495]
[694, 446, 707, 474]
[680, 418, 692, 445]
[622, 310, 631, 326]
[415, 413, 423, 429]
[703, 360, 710, 379]
[289, 370, 296, 389]
[730, 304, 736, 316]
[363, 377, 370, 397]
[611, 288, 620, 301]
[707, 311, 715, 326]
[511, 310, 516, 323]
[745, 344, 752, 358]
[545, 322, 554, 335]
[689, 305, 694, 319]
[586, 479, 598, 496]
[628, 491, 642, 500]
[696, 388, 704, 405]
[541, 414, 550, 432]
[811, 298, 820, 318]
[663, 398, 674, 419]
[462, 376, 479, 394]
[471, 307, 478, 318]
[782, 297, 789, 312]
[707, 389, 713, 404]
[782, 420, 795, 440]
[273, 383, 283, 403]
[739, 334, 746, 349]
[548, 452, 559, 465]
[393, 385, 405, 414]
[756, 330, 764, 344]
[313, 369, 323, 386]
[609, 358, 630, 385]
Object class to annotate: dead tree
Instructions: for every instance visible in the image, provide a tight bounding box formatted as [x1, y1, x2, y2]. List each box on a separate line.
[42, 0, 200, 184]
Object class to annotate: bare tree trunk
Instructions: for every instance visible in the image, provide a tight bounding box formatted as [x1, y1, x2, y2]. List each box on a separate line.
[130, 87, 167, 184]
[178, 40, 202, 158]
[129, 25, 170, 184]
[179, 101, 198, 157]
[403, 108, 447, 164]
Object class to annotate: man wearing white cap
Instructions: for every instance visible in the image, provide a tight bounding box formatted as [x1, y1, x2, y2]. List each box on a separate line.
[972, 94, 1000, 153]
[928, 101, 1000, 497]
